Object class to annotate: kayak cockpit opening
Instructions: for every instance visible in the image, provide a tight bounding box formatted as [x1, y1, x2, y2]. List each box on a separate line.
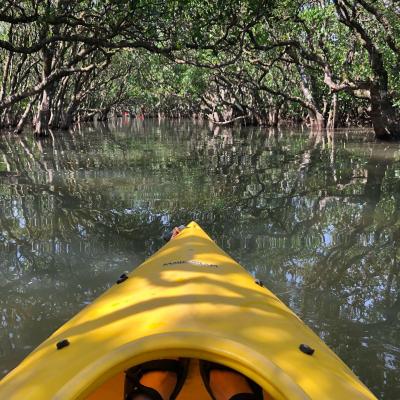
[86, 358, 270, 400]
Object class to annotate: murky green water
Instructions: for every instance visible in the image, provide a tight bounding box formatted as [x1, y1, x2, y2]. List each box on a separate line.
[0, 120, 399, 398]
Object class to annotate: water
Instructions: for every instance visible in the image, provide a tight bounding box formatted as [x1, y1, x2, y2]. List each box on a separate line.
[0, 120, 399, 399]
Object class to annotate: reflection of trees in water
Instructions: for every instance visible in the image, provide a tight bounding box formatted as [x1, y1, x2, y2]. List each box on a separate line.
[0, 125, 398, 302]
[206, 130, 400, 398]
[222, 134, 400, 323]
[188, 126, 400, 397]
[0, 122, 399, 396]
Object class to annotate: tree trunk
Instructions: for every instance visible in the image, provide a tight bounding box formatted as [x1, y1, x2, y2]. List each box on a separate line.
[98, 108, 110, 121]
[0, 52, 12, 102]
[296, 63, 325, 130]
[269, 100, 283, 127]
[327, 93, 338, 130]
[61, 99, 79, 130]
[309, 111, 325, 130]
[61, 108, 75, 130]
[35, 87, 53, 136]
[370, 85, 399, 140]
[333, 1, 399, 140]
[14, 96, 37, 134]
[34, 48, 54, 136]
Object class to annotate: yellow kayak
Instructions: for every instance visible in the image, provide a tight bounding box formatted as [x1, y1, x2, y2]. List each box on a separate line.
[0, 221, 376, 400]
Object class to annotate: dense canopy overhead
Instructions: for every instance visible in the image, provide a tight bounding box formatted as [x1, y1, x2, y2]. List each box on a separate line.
[0, 0, 399, 139]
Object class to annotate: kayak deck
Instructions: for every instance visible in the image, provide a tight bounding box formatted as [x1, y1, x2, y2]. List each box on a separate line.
[0, 222, 376, 399]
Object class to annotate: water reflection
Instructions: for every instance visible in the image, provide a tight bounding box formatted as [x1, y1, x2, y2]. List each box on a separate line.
[0, 120, 399, 398]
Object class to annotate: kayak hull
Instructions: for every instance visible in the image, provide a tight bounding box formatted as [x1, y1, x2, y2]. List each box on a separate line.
[0, 222, 376, 399]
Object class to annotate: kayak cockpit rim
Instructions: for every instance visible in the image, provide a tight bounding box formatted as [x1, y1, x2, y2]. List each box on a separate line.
[53, 332, 309, 400]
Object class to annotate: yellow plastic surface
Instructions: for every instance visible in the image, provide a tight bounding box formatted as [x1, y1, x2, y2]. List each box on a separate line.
[0, 222, 376, 399]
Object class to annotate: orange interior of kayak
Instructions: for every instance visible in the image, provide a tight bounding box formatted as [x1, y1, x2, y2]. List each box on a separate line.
[86, 359, 269, 400]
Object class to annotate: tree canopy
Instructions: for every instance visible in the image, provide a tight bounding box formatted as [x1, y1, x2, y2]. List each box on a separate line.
[0, 0, 399, 139]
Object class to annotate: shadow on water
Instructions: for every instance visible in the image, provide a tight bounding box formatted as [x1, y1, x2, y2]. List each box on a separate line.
[0, 119, 399, 398]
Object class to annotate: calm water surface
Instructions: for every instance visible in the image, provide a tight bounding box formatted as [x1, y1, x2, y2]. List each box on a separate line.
[0, 120, 399, 399]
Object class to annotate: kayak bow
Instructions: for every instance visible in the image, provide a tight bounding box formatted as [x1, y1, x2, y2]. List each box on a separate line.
[0, 221, 376, 400]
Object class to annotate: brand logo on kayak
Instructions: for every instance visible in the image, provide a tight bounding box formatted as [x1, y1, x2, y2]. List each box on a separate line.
[163, 260, 218, 268]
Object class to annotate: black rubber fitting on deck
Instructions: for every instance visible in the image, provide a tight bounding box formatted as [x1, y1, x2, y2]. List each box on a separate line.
[116, 273, 128, 284]
[299, 343, 315, 355]
[255, 279, 264, 287]
[56, 339, 70, 350]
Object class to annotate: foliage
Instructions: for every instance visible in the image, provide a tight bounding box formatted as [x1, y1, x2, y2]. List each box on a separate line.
[0, 1, 399, 138]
